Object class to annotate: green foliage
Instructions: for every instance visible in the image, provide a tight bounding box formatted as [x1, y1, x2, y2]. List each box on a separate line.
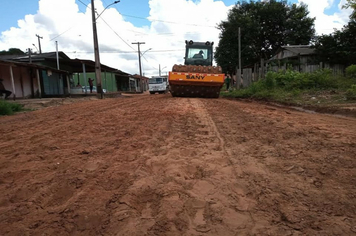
[222, 69, 340, 101]
[313, 18, 356, 65]
[346, 84, 356, 100]
[0, 48, 25, 55]
[343, 0, 356, 20]
[0, 100, 24, 116]
[266, 69, 335, 90]
[346, 65, 356, 77]
[215, 0, 315, 73]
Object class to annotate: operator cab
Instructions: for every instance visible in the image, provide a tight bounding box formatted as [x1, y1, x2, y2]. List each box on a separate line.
[184, 40, 213, 66]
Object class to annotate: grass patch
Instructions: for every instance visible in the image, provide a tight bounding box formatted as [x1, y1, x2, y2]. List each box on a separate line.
[0, 100, 24, 116]
[221, 69, 356, 106]
[346, 84, 356, 100]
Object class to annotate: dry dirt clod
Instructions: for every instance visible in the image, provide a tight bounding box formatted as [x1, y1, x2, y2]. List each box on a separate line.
[0, 94, 355, 235]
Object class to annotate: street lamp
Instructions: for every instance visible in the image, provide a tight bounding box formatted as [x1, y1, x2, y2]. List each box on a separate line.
[141, 48, 152, 56]
[91, 0, 119, 99]
[32, 44, 39, 53]
[159, 64, 167, 76]
[96, 0, 120, 20]
[141, 48, 152, 77]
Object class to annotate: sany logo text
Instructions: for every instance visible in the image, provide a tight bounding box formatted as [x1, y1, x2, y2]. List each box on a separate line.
[186, 75, 205, 80]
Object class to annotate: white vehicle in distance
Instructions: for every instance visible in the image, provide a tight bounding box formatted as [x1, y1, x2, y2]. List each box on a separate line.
[149, 76, 169, 94]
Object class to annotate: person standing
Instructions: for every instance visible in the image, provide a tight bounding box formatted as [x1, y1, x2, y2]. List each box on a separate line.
[0, 79, 12, 99]
[88, 78, 94, 93]
[224, 75, 231, 91]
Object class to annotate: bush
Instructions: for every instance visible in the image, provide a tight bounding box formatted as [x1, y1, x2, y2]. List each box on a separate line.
[346, 65, 356, 78]
[346, 84, 356, 100]
[0, 100, 23, 116]
[264, 69, 335, 90]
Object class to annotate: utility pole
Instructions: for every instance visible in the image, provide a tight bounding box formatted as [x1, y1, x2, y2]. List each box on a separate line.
[55, 41, 60, 70]
[36, 34, 43, 54]
[237, 27, 242, 89]
[91, 0, 103, 98]
[159, 64, 167, 77]
[28, 48, 32, 63]
[132, 42, 145, 93]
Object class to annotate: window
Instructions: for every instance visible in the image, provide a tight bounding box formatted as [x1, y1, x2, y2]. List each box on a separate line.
[149, 78, 164, 84]
[188, 48, 208, 59]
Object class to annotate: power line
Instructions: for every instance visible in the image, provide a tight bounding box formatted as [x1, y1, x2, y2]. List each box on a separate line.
[65, 49, 184, 54]
[50, 27, 75, 41]
[77, 0, 89, 8]
[120, 13, 216, 28]
[49, 0, 91, 41]
[98, 16, 136, 51]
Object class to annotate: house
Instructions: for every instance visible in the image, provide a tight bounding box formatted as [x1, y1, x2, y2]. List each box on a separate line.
[268, 45, 318, 72]
[0, 52, 133, 97]
[0, 59, 70, 99]
[120, 74, 149, 93]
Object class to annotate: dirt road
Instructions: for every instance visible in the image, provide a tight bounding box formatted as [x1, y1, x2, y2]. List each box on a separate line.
[0, 94, 355, 235]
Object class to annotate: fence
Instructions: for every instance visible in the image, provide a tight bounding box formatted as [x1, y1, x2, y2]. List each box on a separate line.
[234, 61, 345, 89]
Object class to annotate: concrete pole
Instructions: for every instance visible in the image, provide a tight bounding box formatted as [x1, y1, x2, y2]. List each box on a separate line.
[132, 42, 145, 93]
[36, 34, 43, 54]
[238, 27, 241, 75]
[56, 41, 60, 70]
[236, 27, 242, 89]
[28, 48, 32, 63]
[91, 0, 103, 98]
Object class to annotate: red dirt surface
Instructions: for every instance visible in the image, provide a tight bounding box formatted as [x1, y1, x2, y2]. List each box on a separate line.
[0, 94, 355, 235]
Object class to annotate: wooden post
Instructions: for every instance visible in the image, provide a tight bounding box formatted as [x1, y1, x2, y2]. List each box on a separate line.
[112, 73, 114, 91]
[9, 65, 16, 100]
[104, 71, 107, 92]
[236, 67, 241, 89]
[66, 75, 71, 96]
[261, 58, 265, 79]
[238, 27, 241, 79]
[254, 63, 258, 81]
[36, 69, 42, 98]
[82, 63, 87, 94]
[20, 67, 24, 98]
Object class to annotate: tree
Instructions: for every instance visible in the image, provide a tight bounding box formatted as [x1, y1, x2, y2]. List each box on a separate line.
[0, 48, 25, 55]
[314, 21, 356, 66]
[214, 0, 315, 72]
[343, 0, 356, 20]
[314, 1, 356, 66]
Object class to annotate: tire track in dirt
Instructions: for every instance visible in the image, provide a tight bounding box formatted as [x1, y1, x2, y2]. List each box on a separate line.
[0, 96, 160, 235]
[0, 94, 355, 235]
[108, 97, 259, 235]
[202, 98, 356, 235]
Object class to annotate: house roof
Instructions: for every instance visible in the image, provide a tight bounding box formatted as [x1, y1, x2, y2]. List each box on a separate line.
[0, 51, 71, 62]
[0, 59, 69, 74]
[131, 74, 150, 80]
[269, 45, 315, 61]
[282, 45, 315, 56]
[0, 51, 132, 75]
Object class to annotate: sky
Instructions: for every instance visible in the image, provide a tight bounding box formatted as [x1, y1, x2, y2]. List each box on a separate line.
[0, 0, 353, 77]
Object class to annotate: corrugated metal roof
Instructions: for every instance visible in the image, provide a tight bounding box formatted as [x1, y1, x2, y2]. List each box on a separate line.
[0, 51, 131, 75]
[0, 59, 69, 73]
[282, 46, 315, 55]
[269, 45, 315, 61]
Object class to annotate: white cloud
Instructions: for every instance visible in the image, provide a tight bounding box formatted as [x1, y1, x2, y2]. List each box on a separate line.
[298, 0, 352, 35]
[0, 0, 353, 77]
[0, 0, 232, 77]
